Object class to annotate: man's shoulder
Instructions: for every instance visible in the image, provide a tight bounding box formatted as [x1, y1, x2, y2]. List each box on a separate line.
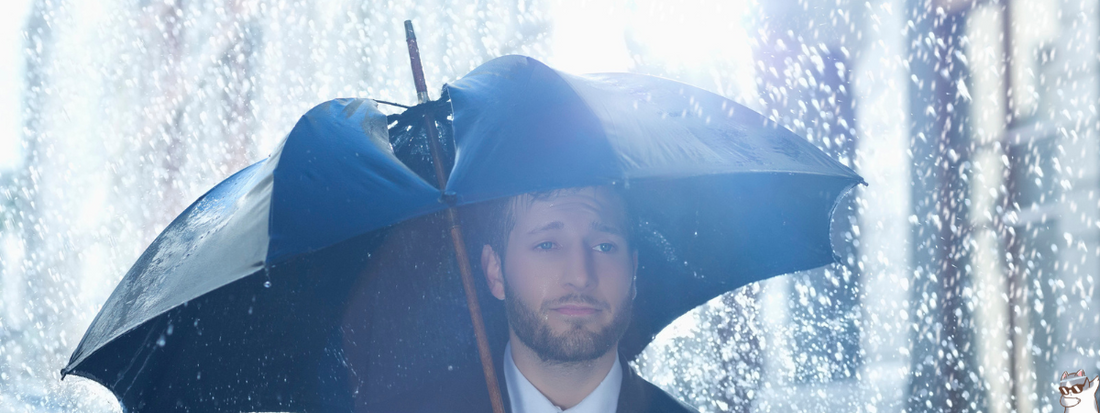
[362, 365, 499, 413]
[618, 363, 700, 413]
[633, 380, 699, 413]
[364, 359, 704, 413]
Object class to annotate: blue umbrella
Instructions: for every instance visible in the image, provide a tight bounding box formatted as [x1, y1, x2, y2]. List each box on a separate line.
[63, 55, 863, 413]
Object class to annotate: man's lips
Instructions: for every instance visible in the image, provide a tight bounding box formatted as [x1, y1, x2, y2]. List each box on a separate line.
[551, 305, 600, 316]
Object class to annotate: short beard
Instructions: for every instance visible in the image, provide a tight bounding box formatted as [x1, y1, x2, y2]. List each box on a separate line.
[503, 279, 632, 364]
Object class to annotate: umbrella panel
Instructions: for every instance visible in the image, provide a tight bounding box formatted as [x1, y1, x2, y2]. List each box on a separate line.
[339, 209, 507, 410]
[67, 231, 378, 412]
[621, 172, 854, 358]
[71, 211, 505, 413]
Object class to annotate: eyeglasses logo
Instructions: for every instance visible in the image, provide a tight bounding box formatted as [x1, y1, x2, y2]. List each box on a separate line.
[1063, 384, 1088, 396]
[1058, 369, 1099, 413]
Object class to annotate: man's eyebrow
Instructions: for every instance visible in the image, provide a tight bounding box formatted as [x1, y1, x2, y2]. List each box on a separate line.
[590, 221, 624, 236]
[525, 221, 624, 235]
[527, 221, 564, 234]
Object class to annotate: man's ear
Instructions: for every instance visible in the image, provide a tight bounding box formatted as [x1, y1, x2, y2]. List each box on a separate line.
[482, 245, 506, 300]
[631, 250, 639, 300]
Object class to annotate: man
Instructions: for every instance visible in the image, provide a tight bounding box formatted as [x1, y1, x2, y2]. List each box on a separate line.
[476, 186, 696, 413]
[369, 186, 697, 412]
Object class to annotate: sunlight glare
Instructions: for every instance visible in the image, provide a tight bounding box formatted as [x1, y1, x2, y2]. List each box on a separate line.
[626, 0, 754, 71]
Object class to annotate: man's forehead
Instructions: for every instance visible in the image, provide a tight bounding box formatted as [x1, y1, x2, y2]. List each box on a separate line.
[516, 188, 623, 213]
[511, 187, 627, 229]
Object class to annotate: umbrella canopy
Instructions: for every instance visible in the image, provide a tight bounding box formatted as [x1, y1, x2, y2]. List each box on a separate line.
[63, 55, 863, 412]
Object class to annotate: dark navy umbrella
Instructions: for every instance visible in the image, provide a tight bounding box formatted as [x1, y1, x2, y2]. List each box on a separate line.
[63, 55, 863, 413]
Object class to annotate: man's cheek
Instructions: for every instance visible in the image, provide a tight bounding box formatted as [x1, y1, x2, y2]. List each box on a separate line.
[509, 277, 549, 304]
[595, 262, 633, 282]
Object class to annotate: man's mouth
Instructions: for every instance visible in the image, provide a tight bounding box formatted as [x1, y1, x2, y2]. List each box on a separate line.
[551, 305, 600, 316]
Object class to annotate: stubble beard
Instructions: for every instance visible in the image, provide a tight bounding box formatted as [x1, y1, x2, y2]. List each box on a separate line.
[503, 278, 633, 364]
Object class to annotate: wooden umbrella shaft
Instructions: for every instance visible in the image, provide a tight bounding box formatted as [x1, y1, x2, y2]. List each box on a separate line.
[404, 20, 507, 413]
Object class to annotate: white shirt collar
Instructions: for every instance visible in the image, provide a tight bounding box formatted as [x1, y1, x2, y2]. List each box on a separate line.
[503, 343, 622, 413]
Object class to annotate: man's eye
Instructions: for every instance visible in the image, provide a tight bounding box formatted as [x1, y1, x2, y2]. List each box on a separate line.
[593, 243, 615, 252]
[535, 242, 555, 250]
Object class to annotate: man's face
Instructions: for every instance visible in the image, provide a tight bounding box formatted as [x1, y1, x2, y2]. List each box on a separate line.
[482, 187, 637, 363]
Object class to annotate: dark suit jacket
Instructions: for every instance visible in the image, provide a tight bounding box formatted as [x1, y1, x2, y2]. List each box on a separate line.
[367, 351, 699, 413]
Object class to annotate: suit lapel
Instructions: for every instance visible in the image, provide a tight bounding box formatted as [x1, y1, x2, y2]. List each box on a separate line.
[616, 353, 649, 413]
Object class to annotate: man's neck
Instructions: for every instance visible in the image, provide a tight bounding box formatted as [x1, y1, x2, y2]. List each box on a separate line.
[507, 334, 619, 409]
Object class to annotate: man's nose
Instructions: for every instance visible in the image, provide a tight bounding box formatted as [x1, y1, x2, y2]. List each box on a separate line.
[562, 246, 597, 290]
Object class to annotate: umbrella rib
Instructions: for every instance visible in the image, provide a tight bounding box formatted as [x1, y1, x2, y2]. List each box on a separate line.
[110, 322, 160, 391]
[372, 99, 411, 109]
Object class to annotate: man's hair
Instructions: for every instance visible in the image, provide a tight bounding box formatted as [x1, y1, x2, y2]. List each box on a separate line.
[463, 186, 636, 264]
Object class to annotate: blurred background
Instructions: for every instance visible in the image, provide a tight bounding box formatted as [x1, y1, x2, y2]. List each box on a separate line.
[0, 0, 1097, 411]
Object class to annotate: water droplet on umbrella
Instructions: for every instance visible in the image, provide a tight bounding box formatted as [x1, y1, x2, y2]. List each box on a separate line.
[264, 281, 272, 288]
[156, 335, 166, 347]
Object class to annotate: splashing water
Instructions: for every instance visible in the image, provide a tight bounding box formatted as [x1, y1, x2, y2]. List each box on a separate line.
[2, 0, 1099, 412]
